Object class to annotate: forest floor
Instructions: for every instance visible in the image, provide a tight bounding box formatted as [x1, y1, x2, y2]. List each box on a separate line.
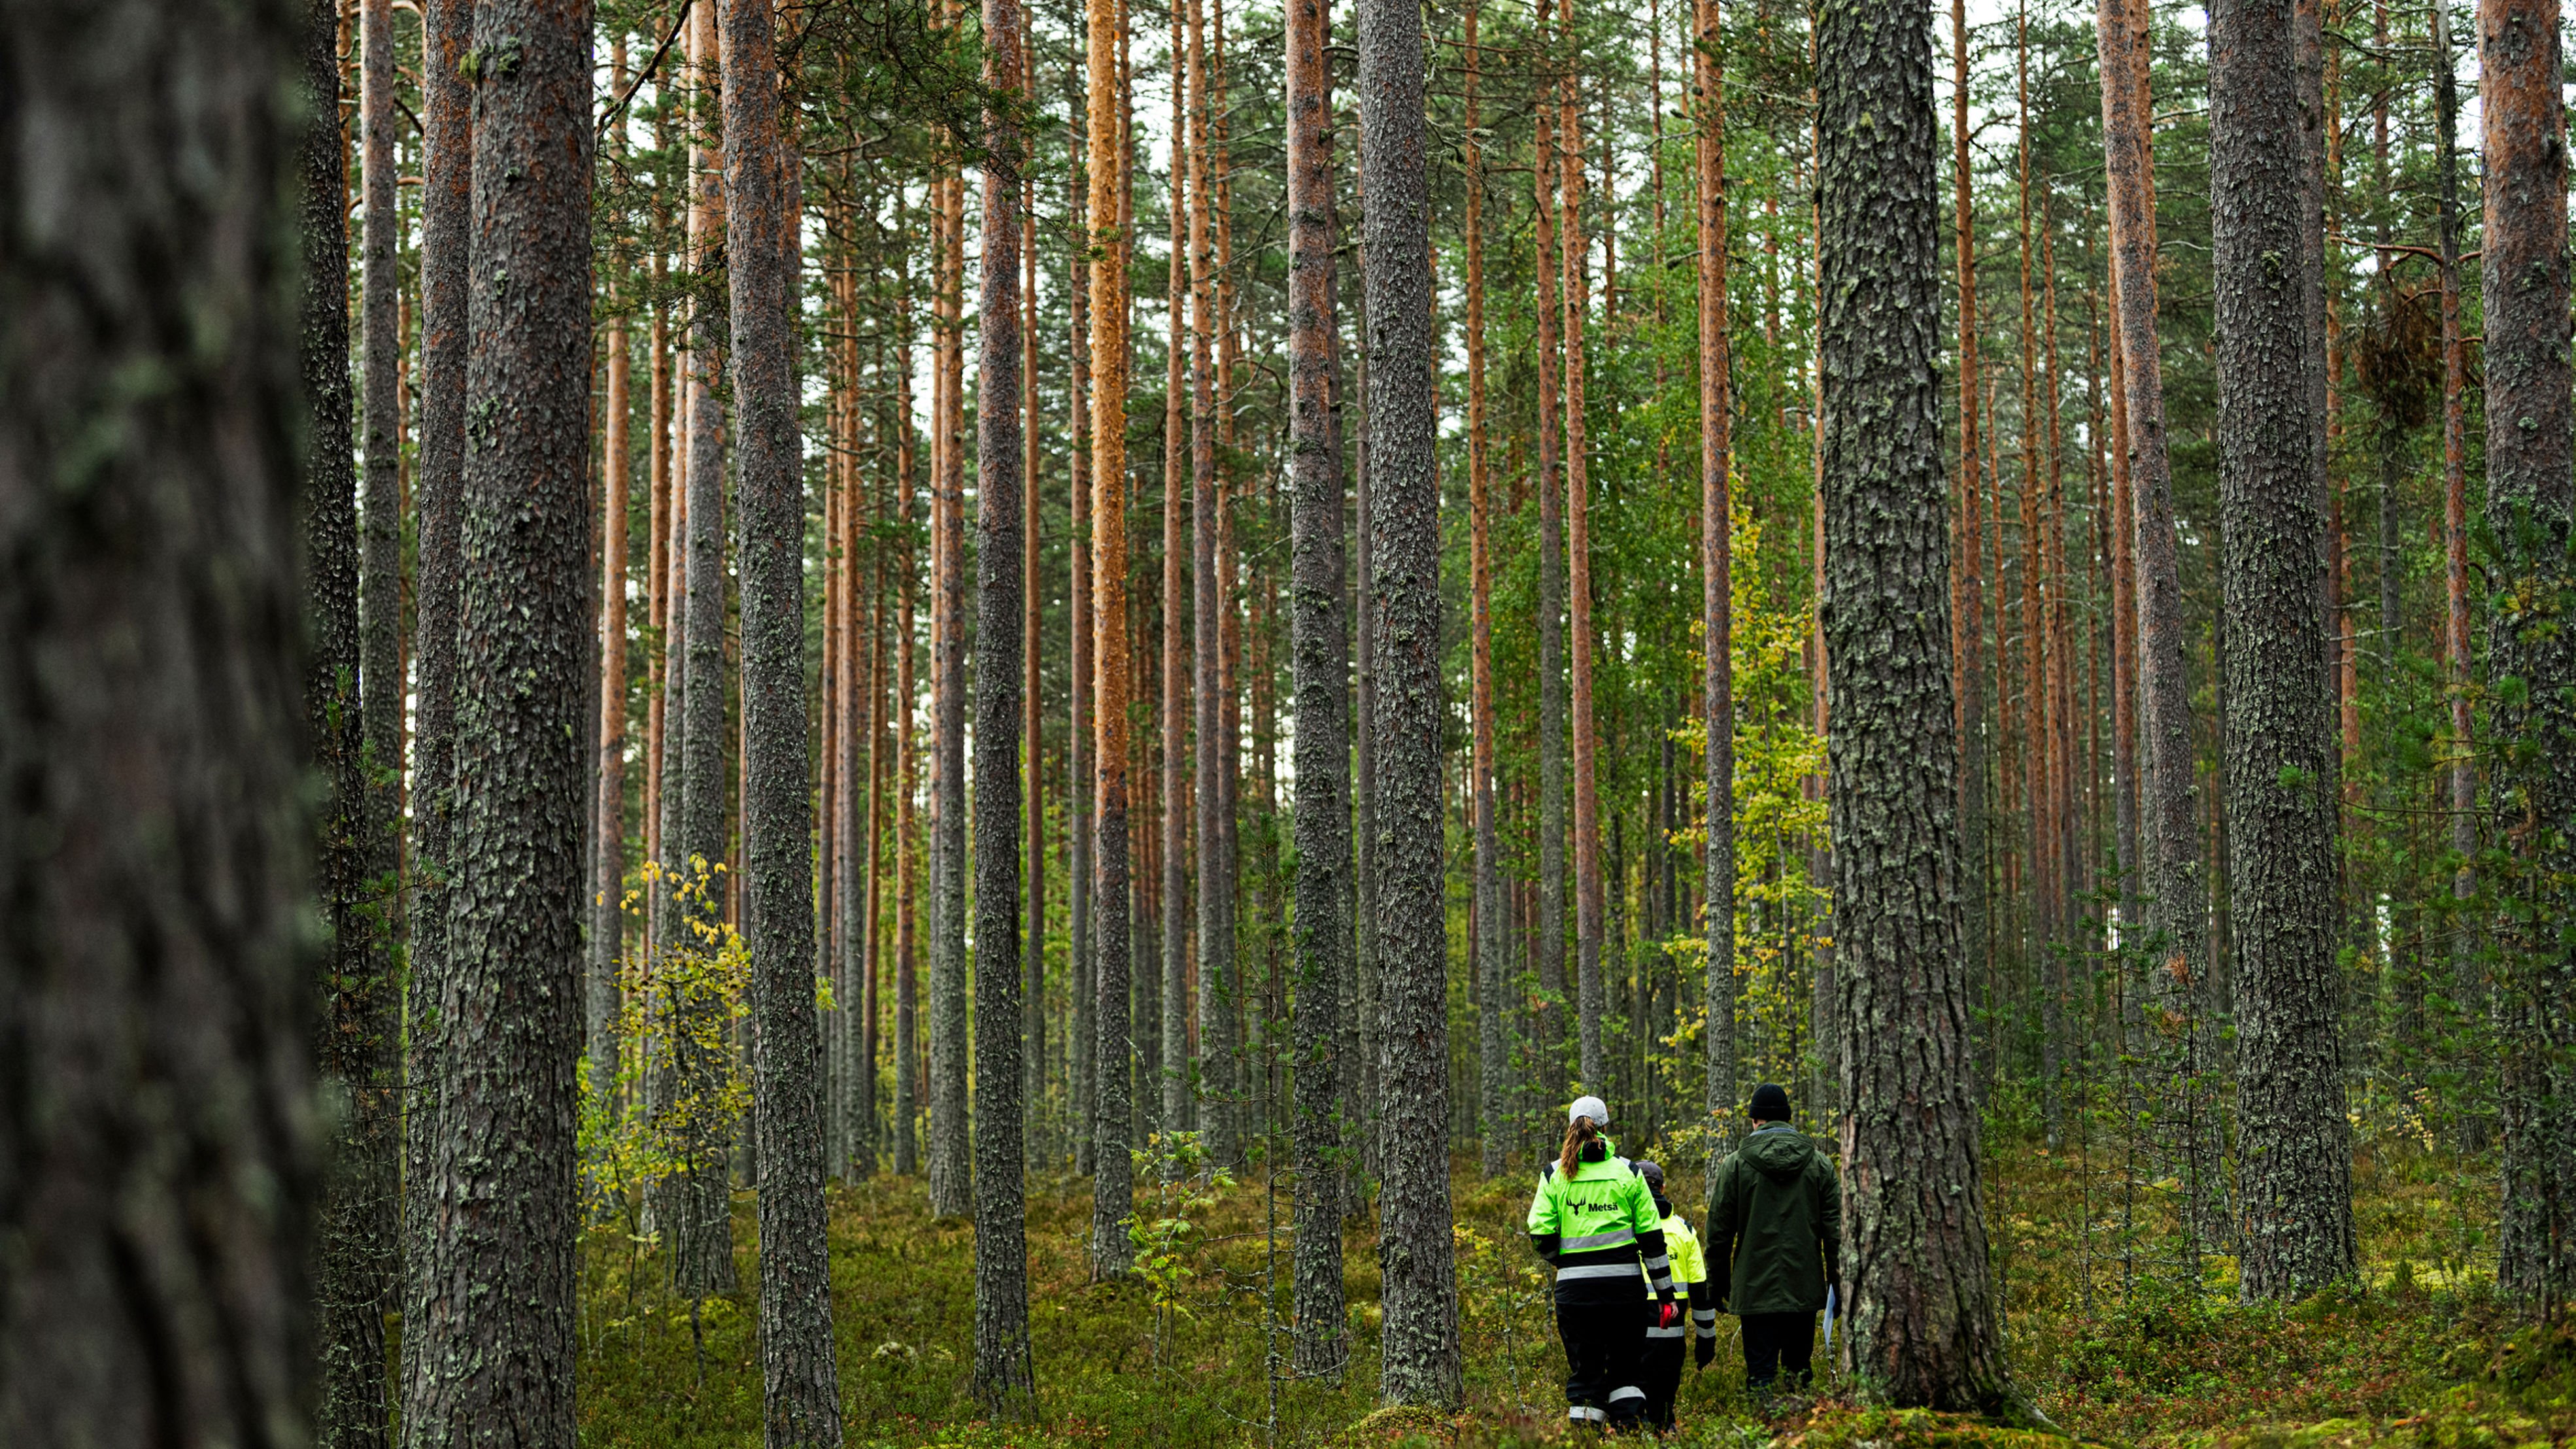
[577, 1133, 2576, 1448]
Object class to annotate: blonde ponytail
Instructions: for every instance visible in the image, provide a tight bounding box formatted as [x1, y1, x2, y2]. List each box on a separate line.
[1558, 1114, 1599, 1180]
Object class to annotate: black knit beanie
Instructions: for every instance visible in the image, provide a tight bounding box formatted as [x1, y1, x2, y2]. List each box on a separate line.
[1749, 1082, 1791, 1121]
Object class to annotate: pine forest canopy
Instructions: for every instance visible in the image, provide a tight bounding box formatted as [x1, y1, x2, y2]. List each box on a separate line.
[3, 0, 2573, 1437]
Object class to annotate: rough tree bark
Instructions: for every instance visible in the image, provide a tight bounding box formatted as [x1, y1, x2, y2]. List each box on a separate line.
[971, 0, 1036, 1397]
[1285, 0, 1351, 1367]
[928, 26, 974, 1217]
[354, 22, 406, 1420]
[0, 1, 314, 1435]
[1189, 0, 1236, 1169]
[1697, 0, 1736, 1189]
[672, 0, 739, 1293]
[2432, 0, 2478, 1023]
[1068, 87, 1097, 1178]
[408, 0, 592, 1436]
[2477, 0, 2576, 1307]
[1088, 0, 1138, 1274]
[302, 0, 392, 1431]
[1465, 0, 1508, 1180]
[2210, 0, 2354, 1300]
[1815, 0, 2021, 1410]
[402, 0, 471, 1425]
[1161, 35, 1191, 1148]
[721, 0, 845, 1434]
[1357, 0, 1461, 1403]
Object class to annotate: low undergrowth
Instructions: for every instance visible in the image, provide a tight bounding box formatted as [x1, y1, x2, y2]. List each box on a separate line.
[575, 1138, 2568, 1448]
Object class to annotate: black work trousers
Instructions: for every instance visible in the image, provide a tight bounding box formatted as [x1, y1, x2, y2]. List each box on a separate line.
[1638, 1314, 1689, 1429]
[1739, 1310, 1816, 1389]
[1554, 1298, 1649, 1427]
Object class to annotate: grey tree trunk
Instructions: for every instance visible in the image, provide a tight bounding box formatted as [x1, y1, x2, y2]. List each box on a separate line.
[407, 0, 592, 1437]
[673, 0, 739, 1291]
[356, 22, 407, 1385]
[929, 176, 973, 1222]
[402, 0, 471, 1426]
[1188, 0, 1235, 1170]
[1356, 0, 1460, 1405]
[2209, 0, 2354, 1300]
[1814, 0, 2020, 1410]
[973, 0, 1036, 1397]
[0, 3, 314, 1434]
[1285, 0, 1350, 1371]
[722, 0, 845, 1437]
[302, 0, 394, 1434]
[1696, 0, 1737, 1189]
[2478, 0, 2576, 1306]
[1068, 104, 1096, 1177]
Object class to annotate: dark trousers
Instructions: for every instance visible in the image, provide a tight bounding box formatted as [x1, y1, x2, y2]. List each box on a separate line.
[1638, 1314, 1689, 1429]
[1555, 1299, 1650, 1426]
[1740, 1310, 1816, 1389]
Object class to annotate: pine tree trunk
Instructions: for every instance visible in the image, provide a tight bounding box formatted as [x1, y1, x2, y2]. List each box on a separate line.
[304, 0, 392, 1431]
[0, 4, 313, 1431]
[1023, 121, 1048, 1174]
[1533, 103, 1570, 1121]
[2478, 0, 2576, 1304]
[1286, 0, 1351, 1361]
[1816, 0, 2019, 1408]
[928, 50, 974, 1218]
[1465, 1, 1508, 1181]
[1696, 0, 1737, 1185]
[1561, 11, 1608, 1097]
[411, 0, 592, 1433]
[973, 0, 1036, 1394]
[403, 0, 473, 1425]
[1069, 93, 1098, 1176]
[353, 14, 407, 1414]
[1161, 38, 1192, 1148]
[2433, 0, 2479, 1029]
[596, 307, 632, 1116]
[720, 0, 844, 1433]
[2211, 0, 2353, 1298]
[1357, 0, 1460, 1402]
[672, 0, 739, 1293]
[1088, 0, 1139, 1272]
[2101, 0, 2222, 1253]
[1952, 0, 1988, 1056]
[1189, 0, 1236, 1170]
[895, 279, 922, 1179]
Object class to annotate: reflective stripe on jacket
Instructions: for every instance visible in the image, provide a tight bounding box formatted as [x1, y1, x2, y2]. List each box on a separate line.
[1527, 1143, 1672, 1304]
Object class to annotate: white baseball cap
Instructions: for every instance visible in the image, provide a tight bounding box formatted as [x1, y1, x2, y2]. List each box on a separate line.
[1568, 1095, 1610, 1127]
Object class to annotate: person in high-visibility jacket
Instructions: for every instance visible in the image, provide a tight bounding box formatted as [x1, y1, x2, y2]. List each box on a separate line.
[1631, 1159, 1717, 1431]
[1527, 1096, 1677, 1429]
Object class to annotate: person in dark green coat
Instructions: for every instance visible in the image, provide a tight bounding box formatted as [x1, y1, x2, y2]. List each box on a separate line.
[1704, 1082, 1840, 1390]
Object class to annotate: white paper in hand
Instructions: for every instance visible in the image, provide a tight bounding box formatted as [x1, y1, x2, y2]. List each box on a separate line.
[1822, 1285, 1836, 1352]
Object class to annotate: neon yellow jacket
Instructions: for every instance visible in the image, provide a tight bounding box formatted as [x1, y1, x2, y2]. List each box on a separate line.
[1526, 1143, 1674, 1304]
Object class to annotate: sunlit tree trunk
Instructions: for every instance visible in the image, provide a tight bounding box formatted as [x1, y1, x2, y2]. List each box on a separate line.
[1088, 0, 1139, 1274]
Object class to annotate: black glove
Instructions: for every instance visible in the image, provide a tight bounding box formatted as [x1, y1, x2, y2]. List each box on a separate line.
[1694, 1337, 1716, 1371]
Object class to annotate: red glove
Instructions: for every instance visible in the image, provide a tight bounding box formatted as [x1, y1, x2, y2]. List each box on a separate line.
[1658, 1301, 1680, 1330]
